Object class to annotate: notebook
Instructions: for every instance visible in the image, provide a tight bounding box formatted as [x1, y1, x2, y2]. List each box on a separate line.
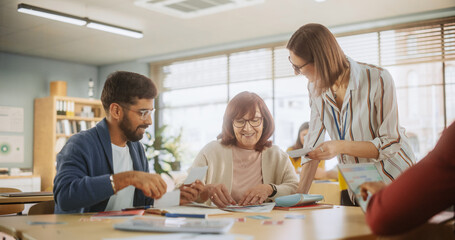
[274, 194, 324, 207]
[337, 163, 384, 212]
[114, 216, 234, 233]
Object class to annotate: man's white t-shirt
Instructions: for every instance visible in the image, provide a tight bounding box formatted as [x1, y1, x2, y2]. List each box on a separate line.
[105, 144, 135, 211]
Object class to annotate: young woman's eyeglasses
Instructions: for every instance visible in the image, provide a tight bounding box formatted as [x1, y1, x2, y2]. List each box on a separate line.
[233, 117, 263, 128]
[125, 107, 155, 120]
[288, 56, 311, 75]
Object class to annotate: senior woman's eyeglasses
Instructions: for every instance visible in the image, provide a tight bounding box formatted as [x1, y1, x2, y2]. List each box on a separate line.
[288, 56, 311, 75]
[233, 117, 263, 128]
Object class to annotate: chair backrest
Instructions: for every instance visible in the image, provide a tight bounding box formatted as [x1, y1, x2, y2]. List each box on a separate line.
[309, 182, 341, 205]
[0, 188, 25, 215]
[28, 200, 55, 215]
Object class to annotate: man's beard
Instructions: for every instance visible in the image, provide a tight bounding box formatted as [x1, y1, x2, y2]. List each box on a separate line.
[119, 114, 148, 142]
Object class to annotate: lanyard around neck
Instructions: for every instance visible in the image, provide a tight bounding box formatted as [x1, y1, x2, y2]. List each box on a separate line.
[331, 105, 348, 140]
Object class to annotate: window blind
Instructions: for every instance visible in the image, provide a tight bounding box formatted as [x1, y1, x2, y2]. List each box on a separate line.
[229, 49, 272, 83]
[159, 16, 455, 90]
[380, 21, 455, 66]
[162, 55, 227, 90]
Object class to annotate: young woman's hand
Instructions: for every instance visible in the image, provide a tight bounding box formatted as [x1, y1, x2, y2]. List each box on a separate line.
[307, 140, 342, 160]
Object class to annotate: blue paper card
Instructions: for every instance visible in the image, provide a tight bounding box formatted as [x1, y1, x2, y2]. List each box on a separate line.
[247, 215, 271, 220]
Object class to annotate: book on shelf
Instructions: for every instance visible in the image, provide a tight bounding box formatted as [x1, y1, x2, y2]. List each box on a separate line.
[55, 137, 67, 153]
[62, 119, 71, 135]
[79, 120, 87, 131]
[56, 120, 62, 134]
[86, 121, 93, 129]
[274, 203, 333, 211]
[71, 120, 77, 134]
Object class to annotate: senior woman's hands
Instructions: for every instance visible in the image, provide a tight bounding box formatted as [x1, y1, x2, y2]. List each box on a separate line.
[238, 184, 273, 206]
[200, 183, 236, 208]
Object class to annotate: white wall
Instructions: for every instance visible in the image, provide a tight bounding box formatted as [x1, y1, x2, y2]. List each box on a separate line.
[98, 61, 150, 97]
[0, 52, 98, 169]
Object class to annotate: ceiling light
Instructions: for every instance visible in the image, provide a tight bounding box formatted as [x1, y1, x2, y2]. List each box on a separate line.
[17, 3, 87, 26]
[17, 3, 143, 39]
[87, 21, 143, 39]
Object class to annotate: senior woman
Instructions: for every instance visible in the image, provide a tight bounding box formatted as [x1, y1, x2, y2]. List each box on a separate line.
[287, 23, 416, 205]
[190, 91, 298, 208]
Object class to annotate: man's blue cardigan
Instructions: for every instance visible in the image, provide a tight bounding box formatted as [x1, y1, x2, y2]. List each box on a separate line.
[53, 118, 153, 213]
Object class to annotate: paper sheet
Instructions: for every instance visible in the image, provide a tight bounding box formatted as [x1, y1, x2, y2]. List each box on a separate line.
[223, 202, 275, 213]
[0, 135, 24, 163]
[153, 190, 180, 208]
[104, 233, 254, 240]
[0, 106, 24, 133]
[287, 147, 312, 158]
[159, 205, 230, 215]
[184, 166, 208, 184]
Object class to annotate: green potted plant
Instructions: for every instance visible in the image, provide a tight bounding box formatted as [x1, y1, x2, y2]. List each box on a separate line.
[143, 125, 183, 178]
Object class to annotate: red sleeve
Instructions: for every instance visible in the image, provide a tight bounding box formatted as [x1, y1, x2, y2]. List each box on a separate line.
[365, 122, 455, 236]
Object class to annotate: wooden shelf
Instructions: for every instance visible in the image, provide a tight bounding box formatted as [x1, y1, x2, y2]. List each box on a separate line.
[56, 134, 72, 138]
[0, 175, 38, 179]
[56, 115, 103, 122]
[34, 96, 105, 191]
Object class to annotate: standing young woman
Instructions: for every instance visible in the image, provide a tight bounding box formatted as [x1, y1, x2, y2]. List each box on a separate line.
[287, 23, 416, 205]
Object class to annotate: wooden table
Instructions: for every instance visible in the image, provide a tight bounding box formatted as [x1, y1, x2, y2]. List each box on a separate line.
[0, 206, 375, 240]
[0, 195, 53, 205]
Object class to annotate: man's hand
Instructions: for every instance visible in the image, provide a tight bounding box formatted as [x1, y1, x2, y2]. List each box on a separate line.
[179, 180, 205, 205]
[359, 181, 386, 200]
[238, 184, 272, 206]
[113, 171, 167, 199]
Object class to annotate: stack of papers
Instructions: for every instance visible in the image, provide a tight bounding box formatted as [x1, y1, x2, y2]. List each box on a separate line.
[114, 216, 235, 234]
[222, 202, 275, 213]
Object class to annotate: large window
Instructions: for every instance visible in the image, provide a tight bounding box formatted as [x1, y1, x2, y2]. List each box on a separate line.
[153, 17, 455, 170]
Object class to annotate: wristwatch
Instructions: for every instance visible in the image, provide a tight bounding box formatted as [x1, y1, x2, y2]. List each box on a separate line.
[110, 174, 117, 194]
[268, 183, 277, 197]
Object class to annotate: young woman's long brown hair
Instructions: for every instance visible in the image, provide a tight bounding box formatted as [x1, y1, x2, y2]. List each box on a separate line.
[287, 23, 350, 96]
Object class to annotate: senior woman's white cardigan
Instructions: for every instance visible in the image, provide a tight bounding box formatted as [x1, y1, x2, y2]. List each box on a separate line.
[190, 140, 298, 204]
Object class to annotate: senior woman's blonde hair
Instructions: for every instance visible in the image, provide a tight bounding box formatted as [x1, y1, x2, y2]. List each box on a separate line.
[286, 23, 349, 96]
[218, 91, 274, 152]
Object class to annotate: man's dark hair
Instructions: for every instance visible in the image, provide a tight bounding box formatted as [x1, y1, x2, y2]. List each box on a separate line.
[101, 71, 158, 113]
